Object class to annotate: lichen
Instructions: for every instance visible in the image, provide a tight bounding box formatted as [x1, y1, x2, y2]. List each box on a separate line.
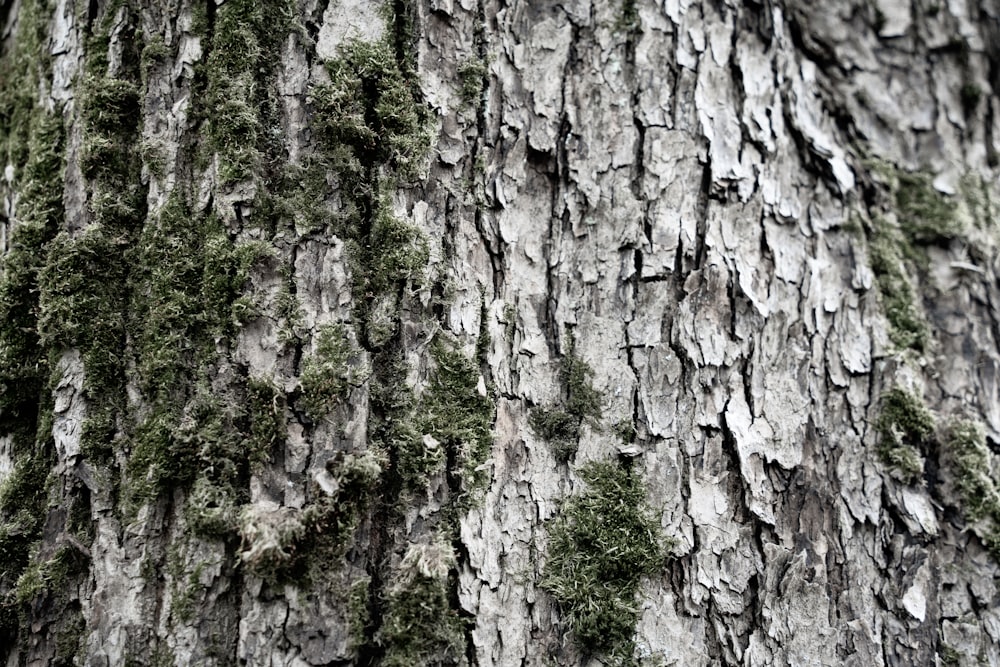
[876, 387, 935, 484]
[541, 460, 668, 662]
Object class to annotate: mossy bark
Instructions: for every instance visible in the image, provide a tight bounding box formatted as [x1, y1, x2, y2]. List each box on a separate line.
[4, 0, 1000, 666]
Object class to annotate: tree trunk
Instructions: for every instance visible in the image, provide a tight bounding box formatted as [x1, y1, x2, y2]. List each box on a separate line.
[2, 0, 1000, 664]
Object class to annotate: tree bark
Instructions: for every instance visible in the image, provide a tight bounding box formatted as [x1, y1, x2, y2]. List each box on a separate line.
[2, 0, 1000, 665]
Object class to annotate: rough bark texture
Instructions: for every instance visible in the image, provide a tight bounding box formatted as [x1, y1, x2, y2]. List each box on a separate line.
[3, 0, 1000, 665]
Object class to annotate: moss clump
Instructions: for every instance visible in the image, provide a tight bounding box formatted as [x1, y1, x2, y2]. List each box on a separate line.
[127, 196, 270, 502]
[0, 107, 64, 646]
[948, 420, 1000, 558]
[184, 475, 239, 538]
[348, 577, 372, 652]
[541, 461, 667, 661]
[869, 219, 930, 352]
[0, 0, 51, 170]
[0, 452, 50, 593]
[457, 57, 488, 105]
[895, 172, 960, 246]
[867, 169, 961, 353]
[414, 341, 495, 496]
[203, 0, 293, 184]
[378, 541, 465, 667]
[299, 324, 365, 418]
[366, 352, 425, 487]
[238, 451, 383, 583]
[13, 545, 80, 607]
[529, 336, 603, 460]
[960, 82, 982, 113]
[876, 387, 935, 484]
[353, 202, 430, 299]
[312, 39, 432, 180]
[0, 112, 65, 414]
[81, 77, 146, 231]
[130, 388, 243, 507]
[939, 644, 962, 667]
[246, 377, 286, 467]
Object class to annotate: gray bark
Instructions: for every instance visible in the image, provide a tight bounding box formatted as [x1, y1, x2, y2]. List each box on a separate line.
[2, 0, 1000, 665]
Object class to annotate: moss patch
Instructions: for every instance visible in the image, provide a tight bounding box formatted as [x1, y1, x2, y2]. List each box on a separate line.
[246, 377, 286, 467]
[869, 218, 930, 353]
[457, 57, 488, 106]
[529, 336, 603, 460]
[948, 420, 1000, 558]
[414, 340, 495, 498]
[895, 171, 960, 247]
[378, 541, 465, 667]
[867, 169, 961, 353]
[299, 324, 366, 419]
[541, 460, 668, 661]
[876, 387, 935, 484]
[203, 0, 293, 184]
[238, 451, 383, 583]
[127, 196, 270, 503]
[312, 39, 431, 180]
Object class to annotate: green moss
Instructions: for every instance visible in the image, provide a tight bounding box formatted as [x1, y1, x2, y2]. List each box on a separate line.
[0, 112, 65, 413]
[348, 577, 372, 652]
[54, 608, 86, 665]
[939, 644, 962, 666]
[238, 451, 383, 583]
[246, 377, 286, 467]
[113, 112, 268, 505]
[140, 35, 170, 81]
[866, 168, 964, 353]
[38, 230, 129, 377]
[80, 76, 145, 231]
[367, 353, 425, 486]
[529, 336, 603, 461]
[876, 387, 934, 484]
[203, 0, 293, 184]
[895, 172, 960, 245]
[457, 57, 488, 105]
[414, 340, 495, 496]
[0, 0, 52, 170]
[869, 219, 930, 352]
[367, 203, 429, 295]
[176, 562, 208, 624]
[946, 419, 1000, 561]
[184, 476, 239, 538]
[378, 543, 465, 667]
[618, 0, 639, 30]
[541, 461, 668, 661]
[13, 545, 81, 607]
[312, 39, 431, 181]
[300, 324, 365, 418]
[0, 109, 65, 646]
[960, 82, 982, 113]
[0, 452, 49, 576]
